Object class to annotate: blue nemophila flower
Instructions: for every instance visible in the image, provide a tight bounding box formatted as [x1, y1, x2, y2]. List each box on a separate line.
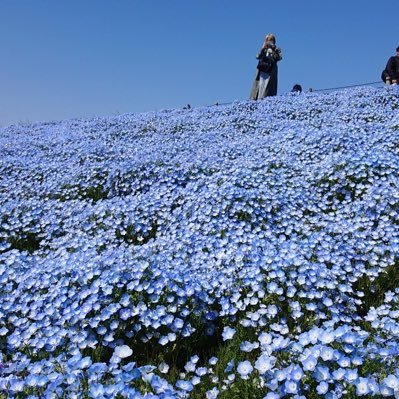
[237, 360, 253, 380]
[254, 354, 276, 374]
[366, 377, 381, 396]
[383, 374, 399, 390]
[206, 387, 219, 399]
[150, 374, 174, 394]
[208, 357, 218, 365]
[240, 340, 259, 352]
[9, 377, 25, 392]
[316, 381, 329, 395]
[224, 360, 235, 373]
[355, 377, 371, 396]
[158, 336, 169, 346]
[258, 332, 272, 346]
[290, 365, 304, 382]
[196, 367, 208, 377]
[320, 345, 334, 361]
[379, 385, 394, 397]
[190, 355, 199, 364]
[89, 383, 105, 398]
[301, 355, 317, 371]
[337, 355, 351, 368]
[158, 362, 169, 374]
[222, 326, 236, 341]
[263, 392, 280, 399]
[114, 345, 133, 359]
[175, 379, 194, 392]
[318, 329, 335, 344]
[191, 375, 201, 385]
[314, 365, 331, 381]
[284, 379, 298, 395]
[184, 360, 196, 373]
[332, 368, 346, 381]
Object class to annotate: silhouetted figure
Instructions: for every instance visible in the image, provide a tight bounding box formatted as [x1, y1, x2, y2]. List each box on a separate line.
[291, 84, 302, 93]
[381, 46, 399, 85]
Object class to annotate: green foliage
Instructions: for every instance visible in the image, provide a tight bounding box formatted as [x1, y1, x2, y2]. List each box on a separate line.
[353, 261, 399, 316]
[8, 231, 41, 253]
[84, 184, 109, 202]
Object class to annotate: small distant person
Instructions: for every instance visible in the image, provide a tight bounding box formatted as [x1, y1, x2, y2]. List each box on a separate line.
[381, 46, 399, 85]
[250, 33, 282, 100]
[291, 84, 302, 93]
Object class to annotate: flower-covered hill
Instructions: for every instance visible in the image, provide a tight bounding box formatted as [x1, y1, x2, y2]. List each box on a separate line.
[1, 87, 399, 398]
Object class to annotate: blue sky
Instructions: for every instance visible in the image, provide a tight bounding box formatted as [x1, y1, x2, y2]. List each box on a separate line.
[0, 1, 397, 126]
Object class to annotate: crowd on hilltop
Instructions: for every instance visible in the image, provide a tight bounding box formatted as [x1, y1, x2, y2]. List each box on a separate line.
[249, 35, 399, 101]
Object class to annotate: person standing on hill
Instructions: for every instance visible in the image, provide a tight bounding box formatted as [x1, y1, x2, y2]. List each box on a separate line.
[381, 46, 399, 85]
[250, 34, 282, 100]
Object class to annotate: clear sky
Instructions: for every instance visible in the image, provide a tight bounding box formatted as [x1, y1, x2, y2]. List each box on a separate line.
[0, 0, 397, 126]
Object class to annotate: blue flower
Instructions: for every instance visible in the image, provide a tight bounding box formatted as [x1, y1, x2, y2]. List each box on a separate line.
[184, 361, 196, 373]
[383, 374, 399, 390]
[150, 375, 174, 394]
[240, 340, 259, 352]
[158, 362, 169, 374]
[176, 379, 194, 392]
[320, 346, 334, 361]
[302, 355, 317, 371]
[114, 345, 133, 359]
[284, 380, 298, 395]
[237, 360, 253, 379]
[254, 354, 276, 374]
[89, 383, 105, 398]
[316, 381, 329, 395]
[290, 365, 304, 381]
[355, 377, 370, 396]
[344, 368, 358, 383]
[206, 387, 219, 399]
[9, 378, 25, 392]
[332, 368, 346, 381]
[314, 365, 330, 381]
[222, 326, 236, 341]
[208, 357, 218, 365]
[263, 393, 280, 399]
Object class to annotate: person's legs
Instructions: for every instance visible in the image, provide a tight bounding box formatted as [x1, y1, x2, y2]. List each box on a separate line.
[257, 72, 271, 99]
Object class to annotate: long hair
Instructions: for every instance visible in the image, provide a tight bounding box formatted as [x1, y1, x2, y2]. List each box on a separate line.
[261, 33, 276, 50]
[265, 34, 276, 44]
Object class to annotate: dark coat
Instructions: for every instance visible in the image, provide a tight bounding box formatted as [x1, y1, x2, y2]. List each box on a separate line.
[250, 45, 282, 100]
[382, 56, 399, 81]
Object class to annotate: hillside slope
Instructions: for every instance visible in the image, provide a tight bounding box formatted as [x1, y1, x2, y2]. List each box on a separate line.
[1, 87, 399, 398]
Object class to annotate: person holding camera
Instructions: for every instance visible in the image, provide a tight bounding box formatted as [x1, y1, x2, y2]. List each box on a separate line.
[250, 34, 282, 100]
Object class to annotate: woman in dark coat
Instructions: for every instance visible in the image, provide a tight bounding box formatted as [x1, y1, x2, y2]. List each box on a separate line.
[250, 34, 282, 100]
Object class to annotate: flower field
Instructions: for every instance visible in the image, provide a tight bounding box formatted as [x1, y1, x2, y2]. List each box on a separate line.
[1, 87, 399, 398]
